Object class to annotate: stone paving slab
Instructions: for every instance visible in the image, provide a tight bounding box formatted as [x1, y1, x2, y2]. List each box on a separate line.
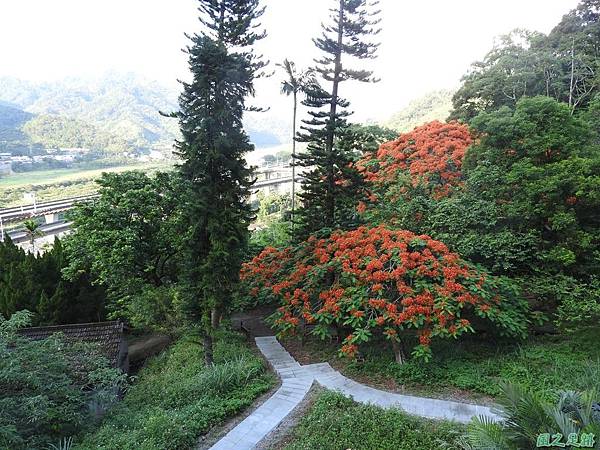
[209, 378, 312, 450]
[209, 336, 499, 449]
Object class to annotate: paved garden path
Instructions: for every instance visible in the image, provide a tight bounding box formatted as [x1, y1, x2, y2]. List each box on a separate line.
[209, 336, 500, 450]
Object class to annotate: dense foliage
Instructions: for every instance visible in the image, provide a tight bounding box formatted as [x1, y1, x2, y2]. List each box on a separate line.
[464, 383, 600, 449]
[295, 0, 381, 238]
[248, 192, 292, 255]
[357, 121, 472, 202]
[451, 1, 600, 120]
[242, 225, 528, 362]
[464, 97, 599, 279]
[0, 238, 105, 324]
[23, 114, 130, 154]
[354, 97, 600, 326]
[64, 171, 185, 331]
[0, 311, 125, 450]
[283, 391, 463, 450]
[75, 330, 274, 450]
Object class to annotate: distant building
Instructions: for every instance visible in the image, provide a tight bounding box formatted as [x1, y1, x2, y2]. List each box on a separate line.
[53, 155, 76, 163]
[59, 147, 90, 154]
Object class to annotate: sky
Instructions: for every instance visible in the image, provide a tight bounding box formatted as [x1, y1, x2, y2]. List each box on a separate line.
[0, 0, 580, 122]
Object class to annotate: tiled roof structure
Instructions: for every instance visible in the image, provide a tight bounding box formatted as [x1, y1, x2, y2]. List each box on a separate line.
[19, 321, 125, 368]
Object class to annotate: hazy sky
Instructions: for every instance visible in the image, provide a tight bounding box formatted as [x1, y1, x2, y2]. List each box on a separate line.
[0, 0, 580, 121]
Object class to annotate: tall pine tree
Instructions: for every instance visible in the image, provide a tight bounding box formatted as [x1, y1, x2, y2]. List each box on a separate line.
[175, 0, 266, 364]
[296, 0, 381, 239]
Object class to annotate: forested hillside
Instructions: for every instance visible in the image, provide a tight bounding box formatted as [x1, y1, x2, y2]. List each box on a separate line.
[0, 102, 43, 155]
[0, 74, 179, 153]
[451, 1, 600, 120]
[22, 115, 131, 153]
[384, 89, 454, 132]
[0, 73, 290, 155]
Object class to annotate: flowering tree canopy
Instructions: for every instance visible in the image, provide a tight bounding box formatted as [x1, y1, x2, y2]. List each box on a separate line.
[357, 121, 473, 201]
[241, 225, 528, 362]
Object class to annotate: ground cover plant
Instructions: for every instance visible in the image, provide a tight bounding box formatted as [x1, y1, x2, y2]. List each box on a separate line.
[281, 391, 464, 450]
[75, 329, 276, 450]
[463, 382, 600, 449]
[0, 311, 126, 450]
[282, 326, 600, 404]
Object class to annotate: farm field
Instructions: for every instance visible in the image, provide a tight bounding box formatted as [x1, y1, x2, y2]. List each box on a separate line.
[0, 162, 173, 207]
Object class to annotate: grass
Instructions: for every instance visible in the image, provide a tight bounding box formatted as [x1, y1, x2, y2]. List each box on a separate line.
[74, 329, 276, 450]
[281, 391, 464, 450]
[284, 327, 600, 403]
[0, 162, 171, 188]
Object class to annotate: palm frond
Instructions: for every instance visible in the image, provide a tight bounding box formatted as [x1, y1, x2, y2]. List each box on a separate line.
[466, 415, 515, 450]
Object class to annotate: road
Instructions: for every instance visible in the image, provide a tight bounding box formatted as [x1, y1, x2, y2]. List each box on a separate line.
[0, 194, 97, 224]
[4, 220, 73, 244]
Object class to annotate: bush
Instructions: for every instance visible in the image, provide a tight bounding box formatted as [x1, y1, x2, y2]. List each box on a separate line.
[242, 225, 528, 362]
[75, 329, 275, 450]
[463, 383, 600, 449]
[0, 311, 126, 450]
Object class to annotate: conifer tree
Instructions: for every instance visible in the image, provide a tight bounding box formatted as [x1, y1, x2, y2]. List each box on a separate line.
[295, 0, 381, 239]
[174, 0, 266, 364]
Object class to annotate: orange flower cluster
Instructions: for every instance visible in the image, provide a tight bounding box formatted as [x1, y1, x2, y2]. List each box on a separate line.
[356, 121, 473, 200]
[242, 225, 516, 360]
[241, 247, 290, 288]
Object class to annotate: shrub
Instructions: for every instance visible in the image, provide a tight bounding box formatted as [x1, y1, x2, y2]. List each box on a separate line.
[463, 383, 600, 449]
[242, 225, 528, 362]
[0, 311, 126, 450]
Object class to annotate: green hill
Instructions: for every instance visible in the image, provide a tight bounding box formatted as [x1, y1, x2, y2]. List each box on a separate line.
[0, 102, 43, 155]
[0, 73, 290, 155]
[22, 114, 130, 153]
[0, 73, 179, 154]
[384, 89, 455, 133]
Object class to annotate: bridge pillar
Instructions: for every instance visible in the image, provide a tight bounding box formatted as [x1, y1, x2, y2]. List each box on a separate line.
[44, 213, 60, 224]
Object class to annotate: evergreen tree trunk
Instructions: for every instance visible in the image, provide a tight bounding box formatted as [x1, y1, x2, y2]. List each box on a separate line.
[203, 331, 214, 365]
[292, 90, 297, 232]
[211, 307, 221, 328]
[324, 0, 345, 229]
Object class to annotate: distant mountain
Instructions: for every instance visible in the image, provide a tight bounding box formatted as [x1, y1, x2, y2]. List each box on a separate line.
[0, 101, 34, 140]
[0, 73, 179, 153]
[0, 102, 43, 155]
[0, 73, 291, 156]
[384, 89, 455, 132]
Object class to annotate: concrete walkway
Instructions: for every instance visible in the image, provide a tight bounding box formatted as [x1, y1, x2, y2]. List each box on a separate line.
[209, 336, 499, 450]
